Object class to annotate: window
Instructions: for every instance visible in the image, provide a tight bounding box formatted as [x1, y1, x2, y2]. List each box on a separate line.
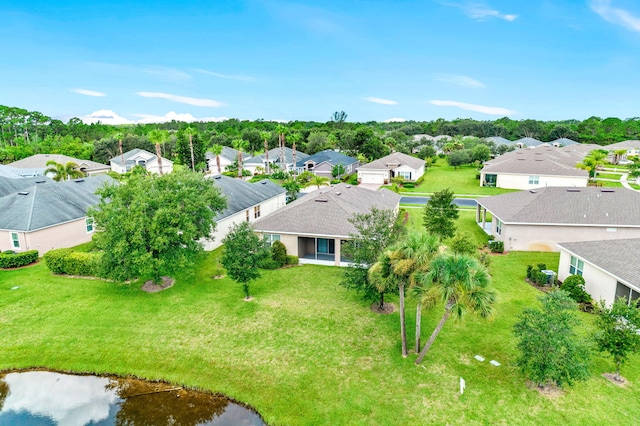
[317, 238, 335, 254]
[254, 205, 261, 219]
[615, 282, 640, 306]
[85, 217, 94, 233]
[484, 174, 497, 187]
[569, 256, 584, 276]
[263, 234, 280, 246]
[245, 210, 250, 222]
[397, 171, 412, 180]
[10, 232, 20, 249]
[528, 175, 540, 185]
[496, 219, 503, 236]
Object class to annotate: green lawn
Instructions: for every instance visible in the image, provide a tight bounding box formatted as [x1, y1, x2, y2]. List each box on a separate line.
[594, 180, 624, 188]
[2, 245, 638, 425]
[386, 159, 517, 196]
[596, 173, 623, 180]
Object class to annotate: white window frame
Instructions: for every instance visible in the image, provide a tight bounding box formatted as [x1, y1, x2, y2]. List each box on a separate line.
[263, 234, 281, 246]
[10, 232, 20, 249]
[528, 175, 540, 185]
[496, 219, 503, 236]
[86, 217, 94, 233]
[569, 256, 584, 276]
[397, 171, 412, 180]
[254, 205, 261, 219]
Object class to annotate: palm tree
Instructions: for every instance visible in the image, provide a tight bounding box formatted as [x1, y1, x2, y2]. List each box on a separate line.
[148, 129, 168, 175]
[613, 149, 627, 165]
[232, 138, 249, 178]
[260, 131, 271, 174]
[288, 133, 301, 176]
[276, 124, 287, 171]
[184, 126, 197, 172]
[211, 144, 223, 175]
[306, 174, 329, 190]
[577, 149, 607, 180]
[44, 160, 84, 181]
[114, 132, 125, 170]
[413, 254, 496, 364]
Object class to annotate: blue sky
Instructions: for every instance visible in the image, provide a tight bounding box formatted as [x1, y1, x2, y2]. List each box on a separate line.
[2, 0, 640, 124]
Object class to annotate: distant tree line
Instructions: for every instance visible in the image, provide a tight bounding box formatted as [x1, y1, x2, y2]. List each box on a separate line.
[2, 104, 640, 165]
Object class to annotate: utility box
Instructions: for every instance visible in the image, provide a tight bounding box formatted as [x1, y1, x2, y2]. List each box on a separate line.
[540, 270, 557, 286]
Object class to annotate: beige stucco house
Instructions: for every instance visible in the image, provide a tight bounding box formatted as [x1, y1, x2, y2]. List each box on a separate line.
[557, 239, 640, 307]
[110, 149, 173, 174]
[295, 150, 359, 179]
[206, 146, 250, 175]
[357, 152, 425, 185]
[200, 175, 287, 250]
[252, 183, 401, 266]
[0, 175, 113, 254]
[476, 187, 640, 252]
[479, 145, 598, 189]
[8, 154, 110, 176]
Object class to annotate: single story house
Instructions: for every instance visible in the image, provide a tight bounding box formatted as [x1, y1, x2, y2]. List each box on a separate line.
[295, 150, 359, 178]
[604, 140, 640, 162]
[550, 138, 579, 147]
[8, 154, 110, 176]
[513, 137, 544, 149]
[0, 175, 114, 254]
[479, 144, 598, 189]
[206, 146, 250, 175]
[244, 146, 309, 175]
[252, 183, 401, 266]
[476, 186, 640, 252]
[357, 152, 425, 185]
[110, 149, 173, 174]
[201, 174, 287, 250]
[557, 239, 640, 307]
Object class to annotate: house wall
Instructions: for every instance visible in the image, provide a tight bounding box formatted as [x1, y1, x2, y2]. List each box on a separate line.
[146, 160, 173, 175]
[0, 218, 93, 255]
[395, 164, 424, 181]
[489, 220, 640, 252]
[313, 162, 334, 178]
[254, 232, 348, 266]
[488, 173, 588, 190]
[202, 192, 286, 250]
[208, 157, 234, 175]
[558, 249, 619, 306]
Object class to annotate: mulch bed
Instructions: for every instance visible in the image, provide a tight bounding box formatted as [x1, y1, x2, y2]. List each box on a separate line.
[371, 302, 396, 315]
[141, 276, 175, 293]
[602, 373, 628, 387]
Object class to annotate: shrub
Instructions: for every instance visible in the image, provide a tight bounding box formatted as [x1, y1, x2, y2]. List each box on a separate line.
[0, 250, 39, 269]
[488, 240, 504, 253]
[271, 170, 289, 180]
[44, 248, 101, 276]
[258, 258, 280, 270]
[562, 275, 591, 304]
[286, 255, 299, 265]
[44, 248, 73, 274]
[271, 240, 288, 267]
[415, 174, 425, 185]
[450, 233, 477, 255]
[478, 251, 491, 268]
[402, 182, 414, 188]
[526, 265, 534, 279]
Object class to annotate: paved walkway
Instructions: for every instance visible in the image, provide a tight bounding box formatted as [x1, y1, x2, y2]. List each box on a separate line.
[621, 173, 635, 190]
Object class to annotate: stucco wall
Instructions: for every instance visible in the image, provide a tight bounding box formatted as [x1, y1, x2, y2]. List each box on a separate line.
[491, 173, 588, 190]
[0, 218, 93, 254]
[558, 249, 619, 306]
[490, 221, 640, 252]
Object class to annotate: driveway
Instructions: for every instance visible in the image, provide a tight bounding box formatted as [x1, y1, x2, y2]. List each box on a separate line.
[358, 182, 383, 191]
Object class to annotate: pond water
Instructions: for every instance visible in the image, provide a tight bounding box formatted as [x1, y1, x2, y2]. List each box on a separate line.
[0, 370, 264, 426]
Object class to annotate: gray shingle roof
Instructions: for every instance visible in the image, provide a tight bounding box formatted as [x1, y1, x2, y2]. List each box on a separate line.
[477, 187, 640, 226]
[485, 136, 515, 146]
[481, 145, 591, 177]
[295, 149, 358, 168]
[557, 239, 640, 288]
[8, 154, 109, 171]
[205, 146, 249, 162]
[513, 137, 543, 147]
[0, 176, 51, 198]
[551, 138, 579, 146]
[253, 183, 401, 237]
[209, 174, 286, 220]
[245, 147, 309, 165]
[0, 175, 114, 232]
[604, 140, 640, 150]
[358, 152, 424, 171]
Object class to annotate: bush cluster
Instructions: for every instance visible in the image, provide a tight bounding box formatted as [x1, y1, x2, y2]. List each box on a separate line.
[526, 263, 555, 286]
[259, 241, 299, 270]
[44, 248, 102, 277]
[561, 275, 592, 304]
[0, 250, 39, 269]
[488, 240, 504, 253]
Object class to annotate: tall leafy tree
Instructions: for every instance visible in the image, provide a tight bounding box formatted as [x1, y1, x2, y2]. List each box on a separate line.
[44, 160, 84, 181]
[423, 188, 459, 240]
[513, 290, 591, 387]
[414, 254, 496, 364]
[221, 221, 270, 300]
[594, 298, 640, 382]
[90, 170, 226, 283]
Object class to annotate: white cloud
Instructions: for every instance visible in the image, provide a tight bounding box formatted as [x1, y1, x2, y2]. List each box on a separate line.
[429, 100, 516, 116]
[142, 66, 192, 81]
[72, 88, 106, 97]
[131, 112, 229, 123]
[136, 92, 225, 107]
[364, 97, 398, 105]
[435, 74, 485, 88]
[383, 117, 407, 122]
[443, 2, 518, 22]
[194, 68, 256, 82]
[591, 0, 640, 32]
[82, 110, 134, 125]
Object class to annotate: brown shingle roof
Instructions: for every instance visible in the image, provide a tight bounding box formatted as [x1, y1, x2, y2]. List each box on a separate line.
[252, 183, 400, 237]
[477, 187, 640, 226]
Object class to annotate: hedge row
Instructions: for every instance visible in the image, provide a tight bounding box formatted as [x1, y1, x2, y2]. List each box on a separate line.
[0, 250, 39, 268]
[44, 248, 102, 277]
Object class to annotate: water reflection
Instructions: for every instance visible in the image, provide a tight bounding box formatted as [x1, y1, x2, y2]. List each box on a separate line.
[0, 371, 264, 426]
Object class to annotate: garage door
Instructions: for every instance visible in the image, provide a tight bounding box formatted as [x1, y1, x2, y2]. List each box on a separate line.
[361, 172, 385, 184]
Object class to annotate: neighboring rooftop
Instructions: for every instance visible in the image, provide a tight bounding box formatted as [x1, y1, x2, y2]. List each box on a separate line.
[0, 176, 51, 198]
[557, 239, 640, 288]
[485, 136, 515, 146]
[9, 154, 109, 172]
[604, 140, 640, 150]
[480, 145, 596, 177]
[205, 146, 249, 163]
[208, 174, 286, 220]
[253, 183, 400, 237]
[477, 187, 640, 226]
[245, 146, 308, 166]
[296, 149, 357, 168]
[551, 138, 579, 146]
[358, 152, 424, 171]
[513, 137, 543, 147]
[0, 175, 114, 231]
[109, 148, 171, 167]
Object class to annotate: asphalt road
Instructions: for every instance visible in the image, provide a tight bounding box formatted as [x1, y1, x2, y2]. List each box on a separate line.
[400, 196, 478, 207]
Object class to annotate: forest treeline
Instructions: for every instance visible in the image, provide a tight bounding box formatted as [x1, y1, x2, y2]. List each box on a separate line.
[1, 105, 638, 165]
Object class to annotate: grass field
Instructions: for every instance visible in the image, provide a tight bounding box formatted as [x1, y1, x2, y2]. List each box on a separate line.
[2, 242, 638, 424]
